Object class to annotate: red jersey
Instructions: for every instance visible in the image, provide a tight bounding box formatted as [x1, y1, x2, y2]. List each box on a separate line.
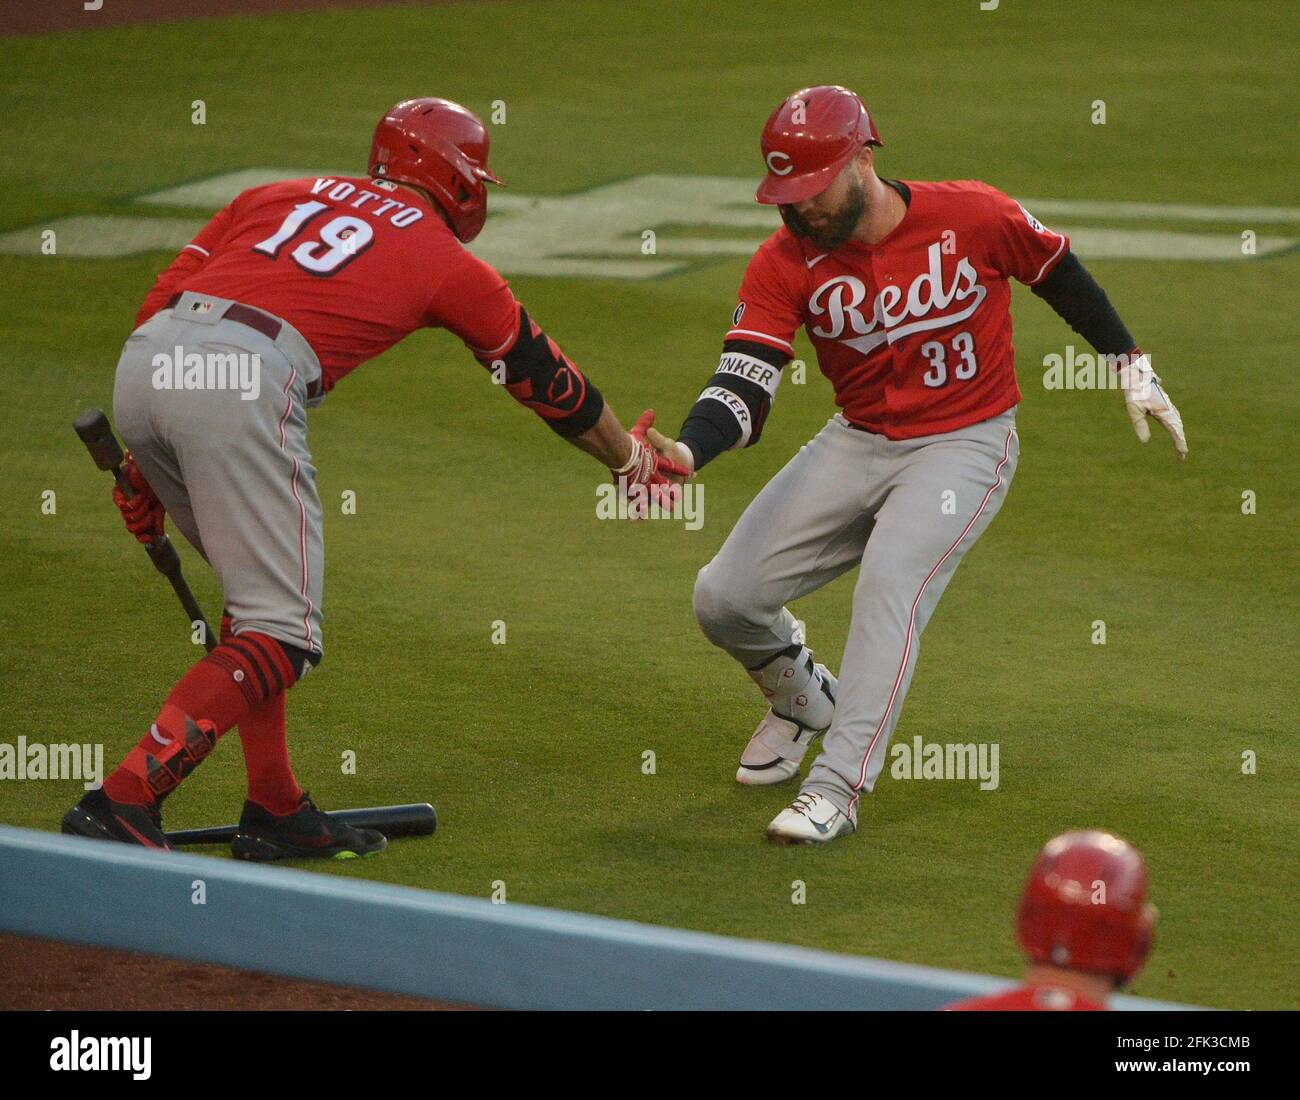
[136, 176, 521, 391]
[945, 983, 1105, 1012]
[726, 180, 1069, 438]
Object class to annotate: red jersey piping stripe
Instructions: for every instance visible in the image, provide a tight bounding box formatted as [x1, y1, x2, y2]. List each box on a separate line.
[1027, 235, 1068, 286]
[288, 456, 314, 650]
[276, 370, 294, 449]
[847, 424, 1016, 819]
[278, 368, 315, 651]
[468, 312, 522, 359]
[725, 328, 794, 353]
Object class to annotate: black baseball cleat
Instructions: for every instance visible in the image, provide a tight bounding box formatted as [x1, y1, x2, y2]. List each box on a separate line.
[61, 787, 174, 851]
[231, 792, 387, 862]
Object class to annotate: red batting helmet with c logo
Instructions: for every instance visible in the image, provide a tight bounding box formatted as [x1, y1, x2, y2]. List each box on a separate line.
[1016, 830, 1157, 984]
[756, 85, 882, 205]
[369, 98, 504, 243]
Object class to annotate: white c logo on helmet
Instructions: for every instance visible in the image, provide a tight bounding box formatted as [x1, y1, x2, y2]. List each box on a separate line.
[766, 150, 794, 176]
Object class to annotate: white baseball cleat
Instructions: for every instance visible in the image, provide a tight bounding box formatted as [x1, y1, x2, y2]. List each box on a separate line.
[737, 647, 837, 786]
[765, 793, 855, 845]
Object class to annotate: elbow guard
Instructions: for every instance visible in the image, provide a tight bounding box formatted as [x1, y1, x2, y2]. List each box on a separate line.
[485, 306, 604, 437]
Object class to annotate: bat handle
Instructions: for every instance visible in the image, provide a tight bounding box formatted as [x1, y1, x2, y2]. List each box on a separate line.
[112, 458, 168, 566]
[112, 457, 216, 649]
[144, 536, 216, 650]
[112, 465, 136, 497]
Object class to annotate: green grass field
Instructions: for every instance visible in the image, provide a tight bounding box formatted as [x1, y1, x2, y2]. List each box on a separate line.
[0, 0, 1296, 1009]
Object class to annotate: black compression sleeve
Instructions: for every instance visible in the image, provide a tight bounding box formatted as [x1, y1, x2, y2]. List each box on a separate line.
[723, 339, 791, 368]
[678, 402, 736, 471]
[492, 306, 605, 438]
[678, 406, 737, 470]
[678, 340, 789, 470]
[1031, 251, 1136, 356]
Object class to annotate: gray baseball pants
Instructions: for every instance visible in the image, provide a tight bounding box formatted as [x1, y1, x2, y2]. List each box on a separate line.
[693, 408, 1019, 820]
[113, 291, 326, 654]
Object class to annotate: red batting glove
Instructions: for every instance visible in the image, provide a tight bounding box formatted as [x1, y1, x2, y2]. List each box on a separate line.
[611, 410, 692, 520]
[111, 452, 166, 544]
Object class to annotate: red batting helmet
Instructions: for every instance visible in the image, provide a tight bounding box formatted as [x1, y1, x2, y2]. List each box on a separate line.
[756, 85, 882, 206]
[368, 98, 503, 243]
[1017, 830, 1156, 984]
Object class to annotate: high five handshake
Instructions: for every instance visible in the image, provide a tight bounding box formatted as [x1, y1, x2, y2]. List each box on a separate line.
[75, 88, 1189, 862]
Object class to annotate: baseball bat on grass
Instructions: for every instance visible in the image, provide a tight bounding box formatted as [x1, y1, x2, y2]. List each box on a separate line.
[166, 802, 438, 846]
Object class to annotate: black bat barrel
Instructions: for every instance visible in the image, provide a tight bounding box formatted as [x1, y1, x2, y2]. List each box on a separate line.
[74, 409, 126, 472]
[165, 802, 438, 846]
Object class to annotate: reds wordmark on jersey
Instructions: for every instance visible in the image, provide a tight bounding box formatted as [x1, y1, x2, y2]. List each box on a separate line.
[138, 175, 522, 390]
[727, 180, 1069, 438]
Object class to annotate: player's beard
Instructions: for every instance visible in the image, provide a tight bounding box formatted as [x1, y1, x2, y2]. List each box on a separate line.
[781, 174, 867, 252]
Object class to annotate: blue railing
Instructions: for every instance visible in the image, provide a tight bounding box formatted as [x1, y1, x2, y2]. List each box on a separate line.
[0, 826, 1197, 1011]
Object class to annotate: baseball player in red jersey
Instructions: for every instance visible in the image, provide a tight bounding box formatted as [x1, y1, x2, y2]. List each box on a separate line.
[63, 98, 685, 860]
[648, 86, 1188, 842]
[946, 830, 1157, 1011]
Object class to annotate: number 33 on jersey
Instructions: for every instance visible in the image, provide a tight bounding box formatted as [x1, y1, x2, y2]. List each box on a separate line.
[727, 179, 1069, 439]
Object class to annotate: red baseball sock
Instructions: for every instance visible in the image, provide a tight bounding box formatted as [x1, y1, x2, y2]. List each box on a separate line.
[103, 629, 297, 807]
[238, 691, 303, 815]
[221, 613, 302, 814]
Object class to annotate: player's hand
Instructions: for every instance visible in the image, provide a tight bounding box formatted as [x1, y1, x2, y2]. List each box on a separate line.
[1118, 352, 1187, 461]
[610, 410, 692, 520]
[111, 452, 166, 544]
[645, 426, 695, 484]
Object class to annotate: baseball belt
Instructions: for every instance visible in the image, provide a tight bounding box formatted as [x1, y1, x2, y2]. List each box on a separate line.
[164, 293, 323, 400]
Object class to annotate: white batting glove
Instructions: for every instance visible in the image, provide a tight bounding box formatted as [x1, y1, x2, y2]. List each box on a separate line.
[645, 427, 695, 481]
[1117, 352, 1188, 461]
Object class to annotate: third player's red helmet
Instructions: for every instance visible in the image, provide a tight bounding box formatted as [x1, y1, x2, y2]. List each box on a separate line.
[369, 98, 503, 243]
[756, 85, 882, 205]
[1017, 830, 1157, 984]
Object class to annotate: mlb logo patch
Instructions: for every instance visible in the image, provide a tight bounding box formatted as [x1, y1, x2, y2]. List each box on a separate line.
[1017, 203, 1046, 234]
[189, 300, 214, 314]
